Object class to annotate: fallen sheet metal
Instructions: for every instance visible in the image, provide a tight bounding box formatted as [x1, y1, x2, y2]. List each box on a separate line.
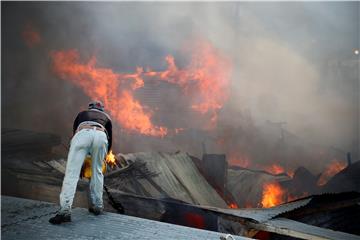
[247, 217, 360, 240]
[202, 198, 312, 222]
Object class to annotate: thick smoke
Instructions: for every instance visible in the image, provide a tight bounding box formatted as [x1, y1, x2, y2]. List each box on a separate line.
[2, 2, 359, 173]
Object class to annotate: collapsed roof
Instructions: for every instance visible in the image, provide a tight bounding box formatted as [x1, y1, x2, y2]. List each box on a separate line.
[106, 151, 227, 208]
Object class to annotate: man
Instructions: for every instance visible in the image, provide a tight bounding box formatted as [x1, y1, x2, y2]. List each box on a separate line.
[49, 100, 112, 224]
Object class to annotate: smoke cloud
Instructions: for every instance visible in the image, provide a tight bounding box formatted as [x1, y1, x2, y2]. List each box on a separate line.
[2, 2, 359, 173]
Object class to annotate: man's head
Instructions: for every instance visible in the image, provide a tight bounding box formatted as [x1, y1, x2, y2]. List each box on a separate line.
[88, 100, 104, 111]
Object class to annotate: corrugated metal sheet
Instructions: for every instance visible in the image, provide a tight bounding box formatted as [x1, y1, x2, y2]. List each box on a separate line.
[227, 168, 291, 207]
[202, 198, 312, 223]
[323, 161, 360, 193]
[1, 196, 251, 240]
[249, 218, 360, 240]
[117, 151, 228, 208]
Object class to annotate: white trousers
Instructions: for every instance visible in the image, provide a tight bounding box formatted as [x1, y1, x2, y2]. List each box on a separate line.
[59, 128, 108, 214]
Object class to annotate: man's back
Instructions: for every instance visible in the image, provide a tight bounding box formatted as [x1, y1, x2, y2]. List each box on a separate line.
[73, 109, 112, 151]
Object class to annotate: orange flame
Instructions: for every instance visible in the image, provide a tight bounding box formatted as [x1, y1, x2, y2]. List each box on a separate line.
[264, 164, 285, 175]
[145, 39, 232, 128]
[22, 23, 41, 48]
[317, 160, 347, 186]
[261, 181, 308, 207]
[262, 164, 294, 178]
[50, 39, 231, 134]
[229, 155, 251, 168]
[287, 169, 295, 178]
[105, 150, 117, 168]
[261, 182, 285, 208]
[228, 202, 239, 209]
[82, 156, 106, 179]
[50, 49, 167, 137]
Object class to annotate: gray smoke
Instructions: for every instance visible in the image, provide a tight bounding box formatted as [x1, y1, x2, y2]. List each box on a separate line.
[2, 2, 359, 173]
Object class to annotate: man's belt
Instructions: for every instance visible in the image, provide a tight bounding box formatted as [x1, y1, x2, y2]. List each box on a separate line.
[77, 125, 105, 133]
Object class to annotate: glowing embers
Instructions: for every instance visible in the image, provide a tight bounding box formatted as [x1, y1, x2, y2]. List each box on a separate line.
[228, 202, 239, 209]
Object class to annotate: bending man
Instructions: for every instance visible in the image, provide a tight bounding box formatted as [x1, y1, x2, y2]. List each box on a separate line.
[50, 100, 112, 224]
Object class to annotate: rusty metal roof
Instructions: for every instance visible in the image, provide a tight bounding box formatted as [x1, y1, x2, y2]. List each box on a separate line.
[226, 168, 291, 207]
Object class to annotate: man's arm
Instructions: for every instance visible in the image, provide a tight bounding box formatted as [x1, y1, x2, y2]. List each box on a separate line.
[73, 114, 80, 135]
[106, 120, 112, 151]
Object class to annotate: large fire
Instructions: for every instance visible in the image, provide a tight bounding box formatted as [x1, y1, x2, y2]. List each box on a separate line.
[261, 181, 309, 208]
[51, 49, 167, 137]
[317, 160, 347, 186]
[144, 39, 232, 128]
[261, 182, 285, 208]
[50, 38, 231, 135]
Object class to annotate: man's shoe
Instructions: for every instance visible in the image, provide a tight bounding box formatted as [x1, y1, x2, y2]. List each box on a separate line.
[49, 213, 71, 224]
[88, 206, 102, 216]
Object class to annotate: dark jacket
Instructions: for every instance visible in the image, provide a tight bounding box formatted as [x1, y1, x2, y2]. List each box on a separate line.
[73, 109, 112, 151]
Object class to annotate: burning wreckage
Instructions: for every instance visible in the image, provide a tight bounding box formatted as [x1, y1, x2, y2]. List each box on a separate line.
[2, 128, 360, 240]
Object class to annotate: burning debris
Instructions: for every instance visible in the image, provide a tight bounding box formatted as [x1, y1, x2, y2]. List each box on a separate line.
[2, 128, 360, 239]
[226, 166, 291, 208]
[317, 160, 347, 186]
[105, 152, 228, 208]
[263, 164, 286, 175]
[261, 182, 285, 208]
[322, 160, 360, 193]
